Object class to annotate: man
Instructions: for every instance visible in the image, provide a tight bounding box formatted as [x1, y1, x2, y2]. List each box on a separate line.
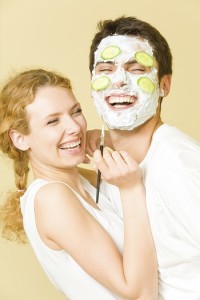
[86, 16, 200, 299]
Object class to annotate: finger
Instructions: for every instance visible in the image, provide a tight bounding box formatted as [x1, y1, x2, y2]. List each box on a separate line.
[85, 130, 100, 156]
[118, 151, 138, 169]
[82, 155, 91, 164]
[102, 148, 119, 170]
[111, 151, 141, 181]
[85, 144, 95, 157]
[93, 149, 110, 174]
[93, 163, 98, 173]
[105, 150, 134, 176]
[111, 151, 128, 167]
[85, 139, 100, 157]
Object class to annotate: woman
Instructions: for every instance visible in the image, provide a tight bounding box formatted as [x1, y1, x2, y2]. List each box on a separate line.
[0, 69, 157, 300]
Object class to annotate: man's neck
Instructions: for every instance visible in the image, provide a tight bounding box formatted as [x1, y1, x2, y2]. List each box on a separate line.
[109, 116, 163, 163]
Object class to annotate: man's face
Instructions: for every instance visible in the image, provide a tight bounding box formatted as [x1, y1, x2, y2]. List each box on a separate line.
[91, 35, 161, 130]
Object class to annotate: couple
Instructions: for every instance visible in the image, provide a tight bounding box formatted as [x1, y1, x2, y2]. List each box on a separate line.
[1, 16, 200, 300]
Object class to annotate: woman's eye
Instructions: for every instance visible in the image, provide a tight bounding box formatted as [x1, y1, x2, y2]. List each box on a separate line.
[47, 118, 59, 125]
[73, 108, 82, 115]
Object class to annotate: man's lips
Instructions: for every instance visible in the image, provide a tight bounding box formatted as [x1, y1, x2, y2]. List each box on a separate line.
[105, 95, 137, 110]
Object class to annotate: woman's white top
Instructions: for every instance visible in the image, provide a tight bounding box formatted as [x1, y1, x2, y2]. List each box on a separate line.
[20, 176, 123, 300]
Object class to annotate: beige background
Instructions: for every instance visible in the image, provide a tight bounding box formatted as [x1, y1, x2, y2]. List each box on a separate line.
[0, 0, 199, 299]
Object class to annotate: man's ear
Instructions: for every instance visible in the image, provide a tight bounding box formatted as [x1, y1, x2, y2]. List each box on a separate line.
[160, 75, 171, 97]
[9, 130, 30, 151]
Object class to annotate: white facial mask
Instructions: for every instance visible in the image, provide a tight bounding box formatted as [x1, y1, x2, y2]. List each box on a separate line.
[91, 35, 161, 130]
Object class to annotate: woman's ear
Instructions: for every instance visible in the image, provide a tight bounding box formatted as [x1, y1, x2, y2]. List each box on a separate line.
[9, 130, 30, 151]
[160, 75, 171, 97]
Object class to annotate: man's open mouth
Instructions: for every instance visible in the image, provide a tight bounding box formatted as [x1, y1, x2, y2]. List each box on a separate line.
[105, 95, 137, 110]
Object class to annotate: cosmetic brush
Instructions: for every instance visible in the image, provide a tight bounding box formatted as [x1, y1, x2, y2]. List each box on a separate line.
[96, 123, 105, 204]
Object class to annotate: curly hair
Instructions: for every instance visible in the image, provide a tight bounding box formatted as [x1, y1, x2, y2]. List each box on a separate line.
[0, 69, 71, 243]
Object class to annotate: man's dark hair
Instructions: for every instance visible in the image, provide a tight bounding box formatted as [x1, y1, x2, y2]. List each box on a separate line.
[89, 16, 172, 80]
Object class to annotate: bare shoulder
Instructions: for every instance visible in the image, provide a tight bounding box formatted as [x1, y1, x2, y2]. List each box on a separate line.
[78, 167, 97, 187]
[34, 181, 86, 228]
[34, 181, 78, 209]
[36, 181, 70, 195]
[33, 182, 90, 251]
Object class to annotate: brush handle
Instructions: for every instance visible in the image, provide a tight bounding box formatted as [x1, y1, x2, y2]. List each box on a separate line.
[96, 144, 103, 204]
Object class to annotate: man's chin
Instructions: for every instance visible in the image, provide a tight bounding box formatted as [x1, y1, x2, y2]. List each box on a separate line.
[103, 122, 136, 131]
[103, 116, 154, 131]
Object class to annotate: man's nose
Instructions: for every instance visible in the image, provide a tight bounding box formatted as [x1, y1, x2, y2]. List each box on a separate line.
[112, 68, 128, 88]
[112, 81, 126, 88]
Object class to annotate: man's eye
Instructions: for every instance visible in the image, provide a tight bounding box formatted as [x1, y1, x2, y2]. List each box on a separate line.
[95, 63, 115, 74]
[47, 118, 59, 125]
[127, 65, 149, 74]
[99, 68, 113, 72]
[96, 68, 113, 75]
[129, 69, 145, 74]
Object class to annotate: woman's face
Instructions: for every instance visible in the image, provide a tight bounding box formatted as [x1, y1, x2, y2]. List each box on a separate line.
[24, 86, 87, 171]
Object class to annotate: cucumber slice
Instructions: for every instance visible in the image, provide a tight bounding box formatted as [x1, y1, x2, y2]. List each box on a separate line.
[135, 51, 154, 67]
[91, 76, 110, 91]
[137, 77, 155, 94]
[101, 46, 121, 60]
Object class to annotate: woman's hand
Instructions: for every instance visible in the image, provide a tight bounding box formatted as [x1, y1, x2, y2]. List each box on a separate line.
[93, 148, 142, 190]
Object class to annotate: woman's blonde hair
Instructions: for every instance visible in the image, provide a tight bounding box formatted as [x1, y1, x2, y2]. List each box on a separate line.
[0, 69, 71, 243]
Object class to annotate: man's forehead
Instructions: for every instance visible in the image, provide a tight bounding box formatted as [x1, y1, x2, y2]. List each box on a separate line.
[96, 35, 153, 54]
[93, 35, 154, 69]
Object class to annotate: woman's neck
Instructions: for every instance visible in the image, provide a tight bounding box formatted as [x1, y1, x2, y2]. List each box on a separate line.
[31, 162, 84, 190]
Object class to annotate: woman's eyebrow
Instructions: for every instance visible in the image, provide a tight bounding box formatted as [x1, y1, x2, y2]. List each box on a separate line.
[42, 112, 61, 121]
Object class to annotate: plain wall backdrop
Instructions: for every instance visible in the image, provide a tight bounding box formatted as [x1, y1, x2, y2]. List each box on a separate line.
[0, 0, 199, 299]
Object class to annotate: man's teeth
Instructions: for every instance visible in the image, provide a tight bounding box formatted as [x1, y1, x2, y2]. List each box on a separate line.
[108, 96, 133, 104]
[60, 141, 80, 149]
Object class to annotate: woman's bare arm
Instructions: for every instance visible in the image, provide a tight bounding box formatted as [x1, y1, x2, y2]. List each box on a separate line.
[35, 149, 158, 300]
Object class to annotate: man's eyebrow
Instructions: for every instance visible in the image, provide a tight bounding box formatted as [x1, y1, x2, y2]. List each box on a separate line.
[124, 59, 138, 65]
[95, 61, 115, 66]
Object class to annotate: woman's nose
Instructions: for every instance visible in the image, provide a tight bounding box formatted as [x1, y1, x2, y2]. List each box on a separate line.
[64, 117, 80, 135]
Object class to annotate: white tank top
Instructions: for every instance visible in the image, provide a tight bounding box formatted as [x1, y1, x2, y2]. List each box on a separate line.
[20, 176, 124, 300]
